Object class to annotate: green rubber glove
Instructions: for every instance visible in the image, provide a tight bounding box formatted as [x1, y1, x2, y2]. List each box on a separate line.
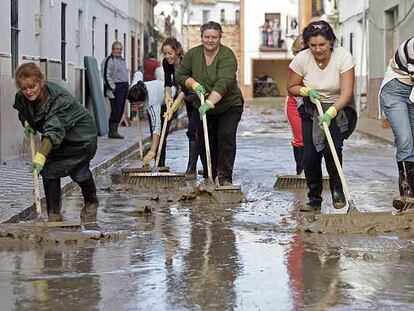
[24, 120, 36, 137]
[192, 82, 206, 98]
[199, 99, 215, 119]
[30, 152, 46, 174]
[300, 87, 320, 104]
[318, 106, 337, 128]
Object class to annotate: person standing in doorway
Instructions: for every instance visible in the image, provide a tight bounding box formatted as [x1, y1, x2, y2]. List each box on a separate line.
[102, 41, 129, 139]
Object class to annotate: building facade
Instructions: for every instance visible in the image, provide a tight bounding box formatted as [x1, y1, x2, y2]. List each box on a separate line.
[0, 0, 155, 161]
[240, 0, 299, 98]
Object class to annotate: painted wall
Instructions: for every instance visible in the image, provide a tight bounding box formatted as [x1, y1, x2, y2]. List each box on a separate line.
[242, 0, 299, 89]
[0, 0, 147, 160]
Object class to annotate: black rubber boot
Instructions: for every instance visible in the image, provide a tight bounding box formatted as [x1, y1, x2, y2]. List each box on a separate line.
[325, 151, 346, 209]
[293, 145, 304, 175]
[108, 124, 124, 139]
[78, 177, 99, 222]
[43, 178, 63, 222]
[185, 140, 199, 180]
[393, 161, 411, 210]
[301, 169, 323, 212]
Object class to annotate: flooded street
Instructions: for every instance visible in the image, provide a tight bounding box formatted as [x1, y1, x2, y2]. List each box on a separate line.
[1, 99, 414, 310]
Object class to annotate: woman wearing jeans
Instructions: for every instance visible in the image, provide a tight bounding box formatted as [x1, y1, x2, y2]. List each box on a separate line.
[379, 36, 414, 211]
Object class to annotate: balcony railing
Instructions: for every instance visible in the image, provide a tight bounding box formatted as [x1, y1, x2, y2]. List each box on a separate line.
[259, 27, 286, 51]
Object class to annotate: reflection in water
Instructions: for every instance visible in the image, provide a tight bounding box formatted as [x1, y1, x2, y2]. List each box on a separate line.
[167, 210, 240, 310]
[11, 247, 101, 310]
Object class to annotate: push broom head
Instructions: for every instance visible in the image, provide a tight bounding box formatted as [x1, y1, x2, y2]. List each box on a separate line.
[274, 174, 330, 190]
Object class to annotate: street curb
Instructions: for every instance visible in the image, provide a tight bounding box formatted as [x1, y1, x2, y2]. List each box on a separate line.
[355, 129, 394, 145]
[5, 113, 188, 224]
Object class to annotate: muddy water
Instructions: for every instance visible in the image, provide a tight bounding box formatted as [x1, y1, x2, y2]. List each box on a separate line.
[1, 99, 414, 310]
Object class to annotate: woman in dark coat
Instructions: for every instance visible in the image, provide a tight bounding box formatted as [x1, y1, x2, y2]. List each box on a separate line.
[13, 62, 99, 222]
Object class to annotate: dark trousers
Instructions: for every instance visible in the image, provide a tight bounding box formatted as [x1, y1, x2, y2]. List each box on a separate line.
[186, 101, 199, 141]
[109, 82, 129, 126]
[198, 105, 243, 182]
[148, 105, 171, 167]
[302, 117, 344, 202]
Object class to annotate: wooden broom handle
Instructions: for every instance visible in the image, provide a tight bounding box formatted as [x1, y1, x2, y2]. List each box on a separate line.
[30, 133, 43, 219]
[200, 94, 214, 183]
[314, 99, 352, 203]
[155, 113, 169, 167]
[136, 111, 143, 160]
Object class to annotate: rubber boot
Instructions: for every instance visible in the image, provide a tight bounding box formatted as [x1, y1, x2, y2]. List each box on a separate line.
[78, 177, 99, 222]
[401, 161, 414, 211]
[184, 140, 198, 180]
[301, 169, 323, 212]
[43, 178, 63, 222]
[293, 145, 304, 175]
[324, 150, 346, 209]
[393, 161, 411, 210]
[108, 123, 124, 139]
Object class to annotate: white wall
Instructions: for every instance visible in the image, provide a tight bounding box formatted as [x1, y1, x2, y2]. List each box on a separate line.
[243, 0, 299, 85]
[185, 1, 240, 25]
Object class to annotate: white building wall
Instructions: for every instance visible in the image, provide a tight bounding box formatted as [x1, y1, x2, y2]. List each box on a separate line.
[243, 0, 298, 85]
[338, 0, 367, 112]
[186, 2, 240, 25]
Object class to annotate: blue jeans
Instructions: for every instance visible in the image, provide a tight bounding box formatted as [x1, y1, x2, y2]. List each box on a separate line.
[380, 78, 414, 162]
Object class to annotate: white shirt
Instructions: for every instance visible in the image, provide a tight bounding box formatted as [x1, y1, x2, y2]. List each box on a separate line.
[289, 46, 355, 103]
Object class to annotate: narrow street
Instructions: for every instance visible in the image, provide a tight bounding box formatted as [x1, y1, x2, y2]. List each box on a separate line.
[0, 99, 413, 310]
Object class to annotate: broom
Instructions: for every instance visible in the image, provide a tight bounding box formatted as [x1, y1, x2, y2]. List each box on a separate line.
[121, 109, 169, 178]
[199, 94, 243, 199]
[274, 174, 330, 190]
[29, 133, 83, 229]
[126, 94, 186, 187]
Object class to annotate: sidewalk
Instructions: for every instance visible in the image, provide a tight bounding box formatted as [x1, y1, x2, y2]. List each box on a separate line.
[0, 114, 185, 224]
[356, 117, 394, 144]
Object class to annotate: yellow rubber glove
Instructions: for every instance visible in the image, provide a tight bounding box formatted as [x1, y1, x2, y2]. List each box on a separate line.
[318, 106, 337, 128]
[299, 87, 320, 104]
[191, 82, 206, 98]
[199, 99, 215, 119]
[31, 152, 46, 174]
[23, 120, 36, 137]
[142, 150, 156, 166]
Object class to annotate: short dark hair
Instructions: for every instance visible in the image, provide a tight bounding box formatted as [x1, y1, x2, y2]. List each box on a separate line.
[200, 21, 223, 37]
[302, 20, 337, 50]
[128, 81, 147, 102]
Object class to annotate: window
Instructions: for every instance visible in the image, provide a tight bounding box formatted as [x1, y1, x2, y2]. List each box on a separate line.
[11, 0, 19, 75]
[202, 10, 210, 24]
[220, 9, 225, 24]
[61, 2, 66, 80]
[349, 33, 354, 55]
[76, 10, 83, 48]
[131, 33, 136, 75]
[261, 13, 282, 48]
[105, 24, 109, 57]
[115, 29, 118, 41]
[92, 16, 96, 57]
[235, 9, 240, 25]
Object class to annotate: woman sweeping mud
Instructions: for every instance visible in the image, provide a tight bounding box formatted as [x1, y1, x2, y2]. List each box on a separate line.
[176, 21, 244, 186]
[13, 62, 99, 222]
[287, 21, 357, 212]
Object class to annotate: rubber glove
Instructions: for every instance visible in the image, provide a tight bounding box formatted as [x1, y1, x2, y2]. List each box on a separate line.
[31, 152, 46, 174]
[299, 87, 320, 104]
[199, 99, 215, 119]
[191, 81, 206, 98]
[24, 120, 36, 137]
[142, 150, 156, 166]
[318, 106, 337, 128]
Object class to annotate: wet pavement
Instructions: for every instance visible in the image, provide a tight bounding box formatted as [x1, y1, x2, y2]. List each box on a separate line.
[1, 99, 414, 310]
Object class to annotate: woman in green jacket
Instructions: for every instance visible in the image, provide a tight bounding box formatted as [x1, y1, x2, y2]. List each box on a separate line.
[13, 62, 99, 222]
[176, 21, 244, 186]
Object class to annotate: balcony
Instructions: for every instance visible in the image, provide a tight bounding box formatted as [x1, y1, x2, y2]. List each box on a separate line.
[259, 27, 286, 52]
